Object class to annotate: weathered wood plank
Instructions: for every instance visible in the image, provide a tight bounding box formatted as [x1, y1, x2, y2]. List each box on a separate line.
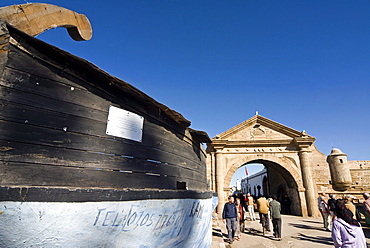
[0, 161, 175, 189]
[0, 98, 205, 166]
[0, 84, 109, 122]
[0, 140, 206, 179]
[0, 186, 214, 202]
[0, 118, 204, 170]
[0, 161, 206, 190]
[0, 67, 109, 112]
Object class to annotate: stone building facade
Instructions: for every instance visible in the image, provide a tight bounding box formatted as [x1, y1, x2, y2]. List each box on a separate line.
[206, 114, 370, 217]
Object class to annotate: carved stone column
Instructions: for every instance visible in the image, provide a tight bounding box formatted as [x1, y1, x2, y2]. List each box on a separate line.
[294, 134, 317, 217]
[211, 140, 227, 216]
[298, 187, 308, 217]
[215, 151, 225, 216]
[211, 152, 216, 191]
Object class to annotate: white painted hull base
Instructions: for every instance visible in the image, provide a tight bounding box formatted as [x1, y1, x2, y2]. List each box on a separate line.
[0, 198, 214, 248]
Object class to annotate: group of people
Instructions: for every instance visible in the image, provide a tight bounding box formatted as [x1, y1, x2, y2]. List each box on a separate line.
[317, 192, 369, 247]
[256, 195, 282, 241]
[221, 194, 283, 244]
[222, 192, 370, 246]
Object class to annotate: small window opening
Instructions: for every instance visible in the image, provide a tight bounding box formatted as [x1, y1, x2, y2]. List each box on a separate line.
[177, 181, 187, 190]
[339, 159, 343, 163]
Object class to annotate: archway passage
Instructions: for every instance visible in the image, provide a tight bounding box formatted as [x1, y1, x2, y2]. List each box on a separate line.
[229, 160, 301, 215]
[206, 114, 322, 217]
[246, 160, 300, 215]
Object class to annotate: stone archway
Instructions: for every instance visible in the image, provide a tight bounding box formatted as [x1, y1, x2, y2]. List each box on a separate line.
[219, 154, 306, 216]
[206, 115, 327, 217]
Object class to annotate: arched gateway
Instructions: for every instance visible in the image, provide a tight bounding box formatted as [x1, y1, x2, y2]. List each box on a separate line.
[206, 114, 328, 217]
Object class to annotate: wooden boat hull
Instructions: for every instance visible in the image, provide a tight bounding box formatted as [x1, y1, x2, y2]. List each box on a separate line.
[0, 21, 209, 190]
[0, 20, 214, 247]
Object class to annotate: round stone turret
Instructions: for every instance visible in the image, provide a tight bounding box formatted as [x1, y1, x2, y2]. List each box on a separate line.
[327, 148, 352, 191]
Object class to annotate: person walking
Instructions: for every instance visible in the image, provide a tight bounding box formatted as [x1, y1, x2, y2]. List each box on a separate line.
[363, 193, 370, 221]
[235, 198, 244, 241]
[318, 193, 327, 226]
[241, 194, 248, 213]
[222, 196, 237, 244]
[328, 193, 337, 223]
[344, 195, 356, 217]
[269, 195, 282, 241]
[331, 200, 367, 248]
[318, 194, 331, 231]
[257, 195, 270, 232]
[246, 193, 256, 221]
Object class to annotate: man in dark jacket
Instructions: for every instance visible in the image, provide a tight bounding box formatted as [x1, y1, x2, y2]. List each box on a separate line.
[269, 195, 282, 240]
[222, 196, 237, 243]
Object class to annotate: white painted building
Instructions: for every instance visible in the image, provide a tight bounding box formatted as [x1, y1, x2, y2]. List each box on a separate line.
[241, 168, 267, 197]
[236, 178, 241, 191]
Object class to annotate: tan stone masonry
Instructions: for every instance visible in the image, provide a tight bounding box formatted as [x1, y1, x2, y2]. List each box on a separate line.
[206, 114, 370, 217]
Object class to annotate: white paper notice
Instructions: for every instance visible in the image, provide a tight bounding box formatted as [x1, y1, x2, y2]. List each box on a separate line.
[106, 106, 144, 142]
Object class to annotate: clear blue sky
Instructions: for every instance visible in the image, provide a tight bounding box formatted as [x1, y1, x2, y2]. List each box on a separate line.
[2, 1, 369, 174]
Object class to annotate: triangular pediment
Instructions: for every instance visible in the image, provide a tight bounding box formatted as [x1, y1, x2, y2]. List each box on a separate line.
[213, 115, 312, 141]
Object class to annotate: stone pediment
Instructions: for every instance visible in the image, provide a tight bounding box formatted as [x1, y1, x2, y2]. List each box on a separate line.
[213, 115, 311, 142]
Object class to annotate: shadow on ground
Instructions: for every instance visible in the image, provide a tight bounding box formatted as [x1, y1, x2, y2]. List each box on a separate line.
[288, 222, 326, 230]
[212, 227, 222, 238]
[291, 233, 333, 246]
[300, 220, 322, 224]
[220, 227, 276, 244]
[244, 228, 278, 241]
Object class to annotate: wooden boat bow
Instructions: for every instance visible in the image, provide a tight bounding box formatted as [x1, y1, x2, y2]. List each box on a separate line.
[0, 3, 92, 41]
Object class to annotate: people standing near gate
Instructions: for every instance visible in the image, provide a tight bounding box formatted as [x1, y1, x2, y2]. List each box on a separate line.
[246, 193, 256, 221]
[318, 193, 327, 228]
[269, 195, 282, 241]
[235, 198, 244, 241]
[328, 194, 337, 223]
[318, 194, 331, 231]
[331, 199, 367, 248]
[241, 194, 248, 213]
[257, 195, 270, 232]
[267, 195, 273, 219]
[222, 196, 237, 244]
[282, 194, 292, 214]
[344, 195, 356, 217]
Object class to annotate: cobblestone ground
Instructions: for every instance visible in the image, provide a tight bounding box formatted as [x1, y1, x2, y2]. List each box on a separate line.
[212, 214, 370, 248]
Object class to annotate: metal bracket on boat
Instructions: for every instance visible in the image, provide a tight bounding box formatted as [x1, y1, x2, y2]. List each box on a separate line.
[0, 3, 92, 41]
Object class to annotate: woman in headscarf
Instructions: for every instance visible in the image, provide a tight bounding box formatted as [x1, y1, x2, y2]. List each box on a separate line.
[331, 199, 367, 248]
